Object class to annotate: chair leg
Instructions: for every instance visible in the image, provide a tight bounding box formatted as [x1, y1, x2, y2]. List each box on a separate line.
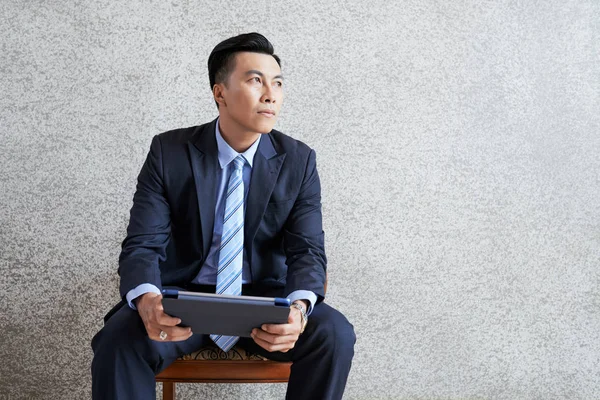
[163, 382, 176, 400]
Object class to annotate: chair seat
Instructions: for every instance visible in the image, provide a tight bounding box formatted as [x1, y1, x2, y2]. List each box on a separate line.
[156, 344, 292, 384]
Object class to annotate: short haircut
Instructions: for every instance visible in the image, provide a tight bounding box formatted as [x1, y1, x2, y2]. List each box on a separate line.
[208, 32, 281, 108]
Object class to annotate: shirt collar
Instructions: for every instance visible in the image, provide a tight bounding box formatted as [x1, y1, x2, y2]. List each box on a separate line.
[215, 117, 262, 169]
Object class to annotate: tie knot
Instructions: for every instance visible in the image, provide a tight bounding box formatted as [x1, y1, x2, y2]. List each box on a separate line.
[232, 156, 245, 171]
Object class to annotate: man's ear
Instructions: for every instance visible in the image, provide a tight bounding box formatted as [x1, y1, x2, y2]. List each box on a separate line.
[213, 83, 227, 107]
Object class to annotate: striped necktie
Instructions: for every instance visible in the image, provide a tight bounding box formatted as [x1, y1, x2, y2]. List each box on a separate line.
[211, 155, 245, 352]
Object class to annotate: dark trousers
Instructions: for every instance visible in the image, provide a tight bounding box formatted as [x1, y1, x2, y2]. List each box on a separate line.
[91, 297, 355, 400]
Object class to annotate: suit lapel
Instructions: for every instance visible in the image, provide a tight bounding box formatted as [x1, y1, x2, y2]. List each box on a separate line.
[188, 119, 219, 258]
[245, 134, 286, 265]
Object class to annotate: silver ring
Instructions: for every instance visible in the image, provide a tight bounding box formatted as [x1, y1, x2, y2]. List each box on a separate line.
[159, 330, 168, 341]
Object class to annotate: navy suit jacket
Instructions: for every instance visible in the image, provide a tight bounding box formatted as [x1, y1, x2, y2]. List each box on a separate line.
[116, 118, 327, 310]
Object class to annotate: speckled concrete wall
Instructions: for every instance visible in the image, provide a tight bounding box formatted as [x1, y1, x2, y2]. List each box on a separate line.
[1, 1, 599, 399]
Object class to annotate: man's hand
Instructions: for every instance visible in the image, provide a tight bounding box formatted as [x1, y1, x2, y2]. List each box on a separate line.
[251, 300, 307, 353]
[135, 292, 193, 342]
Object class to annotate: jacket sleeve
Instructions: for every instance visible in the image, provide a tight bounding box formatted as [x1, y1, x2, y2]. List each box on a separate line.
[283, 149, 327, 303]
[118, 135, 171, 299]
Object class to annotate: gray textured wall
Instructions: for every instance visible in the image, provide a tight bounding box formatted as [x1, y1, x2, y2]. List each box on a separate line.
[1, 0, 599, 399]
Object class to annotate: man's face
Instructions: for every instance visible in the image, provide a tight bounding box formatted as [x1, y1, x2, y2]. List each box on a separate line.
[216, 51, 284, 134]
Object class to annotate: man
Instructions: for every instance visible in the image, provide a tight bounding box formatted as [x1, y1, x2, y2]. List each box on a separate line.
[91, 32, 355, 400]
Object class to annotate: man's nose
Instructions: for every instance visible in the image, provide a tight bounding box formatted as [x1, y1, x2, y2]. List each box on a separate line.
[262, 85, 276, 104]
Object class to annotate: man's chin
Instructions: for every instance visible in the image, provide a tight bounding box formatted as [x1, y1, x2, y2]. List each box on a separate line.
[252, 120, 277, 134]
[226, 113, 277, 135]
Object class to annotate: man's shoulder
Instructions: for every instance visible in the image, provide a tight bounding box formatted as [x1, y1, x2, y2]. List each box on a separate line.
[268, 128, 313, 156]
[154, 123, 209, 144]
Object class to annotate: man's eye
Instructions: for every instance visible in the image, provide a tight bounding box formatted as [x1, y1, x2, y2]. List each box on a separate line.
[252, 77, 261, 83]
[275, 81, 283, 87]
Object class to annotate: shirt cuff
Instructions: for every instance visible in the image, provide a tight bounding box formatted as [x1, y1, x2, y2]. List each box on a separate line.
[287, 290, 317, 316]
[126, 283, 162, 310]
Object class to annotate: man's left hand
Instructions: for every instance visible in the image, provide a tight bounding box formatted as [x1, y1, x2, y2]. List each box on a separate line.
[251, 300, 307, 353]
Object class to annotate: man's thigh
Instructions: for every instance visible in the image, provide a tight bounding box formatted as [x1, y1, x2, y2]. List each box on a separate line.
[92, 302, 209, 372]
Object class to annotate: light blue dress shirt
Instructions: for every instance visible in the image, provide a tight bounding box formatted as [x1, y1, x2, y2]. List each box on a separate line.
[126, 118, 317, 314]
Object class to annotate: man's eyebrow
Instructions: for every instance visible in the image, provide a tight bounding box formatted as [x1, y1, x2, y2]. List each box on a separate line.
[245, 70, 284, 80]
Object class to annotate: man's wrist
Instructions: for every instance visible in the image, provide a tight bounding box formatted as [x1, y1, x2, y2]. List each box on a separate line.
[291, 301, 308, 334]
[134, 292, 158, 308]
[126, 284, 162, 310]
[286, 290, 316, 316]
[293, 300, 308, 311]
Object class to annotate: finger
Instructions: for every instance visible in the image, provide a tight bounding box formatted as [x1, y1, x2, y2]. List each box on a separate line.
[159, 326, 193, 340]
[251, 333, 294, 353]
[252, 328, 297, 345]
[166, 328, 194, 342]
[261, 323, 296, 336]
[150, 332, 193, 343]
[288, 307, 302, 323]
[287, 309, 296, 324]
[156, 311, 182, 327]
[154, 325, 193, 342]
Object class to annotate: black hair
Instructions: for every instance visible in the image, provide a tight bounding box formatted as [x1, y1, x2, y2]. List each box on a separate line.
[208, 32, 281, 108]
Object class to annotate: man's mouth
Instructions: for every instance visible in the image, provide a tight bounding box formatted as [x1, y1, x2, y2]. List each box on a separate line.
[258, 110, 275, 118]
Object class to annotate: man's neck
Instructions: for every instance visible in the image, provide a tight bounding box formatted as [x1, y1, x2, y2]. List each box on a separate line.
[218, 115, 261, 153]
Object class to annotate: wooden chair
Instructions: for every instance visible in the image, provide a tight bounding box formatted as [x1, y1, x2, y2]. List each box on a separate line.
[156, 281, 326, 400]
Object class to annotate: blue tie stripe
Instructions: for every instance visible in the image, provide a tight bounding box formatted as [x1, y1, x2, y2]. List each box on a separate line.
[221, 218, 243, 241]
[220, 222, 244, 251]
[224, 200, 242, 220]
[217, 269, 242, 294]
[223, 199, 244, 225]
[216, 246, 243, 275]
[218, 242, 243, 271]
[217, 271, 242, 296]
[217, 239, 243, 271]
[226, 178, 243, 198]
[221, 230, 243, 253]
[220, 335, 239, 350]
[233, 157, 245, 169]
[218, 236, 244, 264]
[225, 186, 243, 207]
[217, 268, 240, 289]
[212, 335, 238, 352]
[211, 155, 245, 352]
[224, 191, 243, 218]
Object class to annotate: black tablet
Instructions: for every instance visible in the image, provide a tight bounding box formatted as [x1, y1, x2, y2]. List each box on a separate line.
[161, 289, 291, 337]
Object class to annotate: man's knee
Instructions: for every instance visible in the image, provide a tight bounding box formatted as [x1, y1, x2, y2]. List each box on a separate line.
[308, 304, 356, 357]
[91, 304, 154, 359]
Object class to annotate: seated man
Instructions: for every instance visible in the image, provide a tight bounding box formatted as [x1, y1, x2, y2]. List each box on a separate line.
[91, 32, 355, 399]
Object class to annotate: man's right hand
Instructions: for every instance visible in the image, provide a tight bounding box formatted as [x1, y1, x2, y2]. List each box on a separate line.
[135, 292, 193, 342]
